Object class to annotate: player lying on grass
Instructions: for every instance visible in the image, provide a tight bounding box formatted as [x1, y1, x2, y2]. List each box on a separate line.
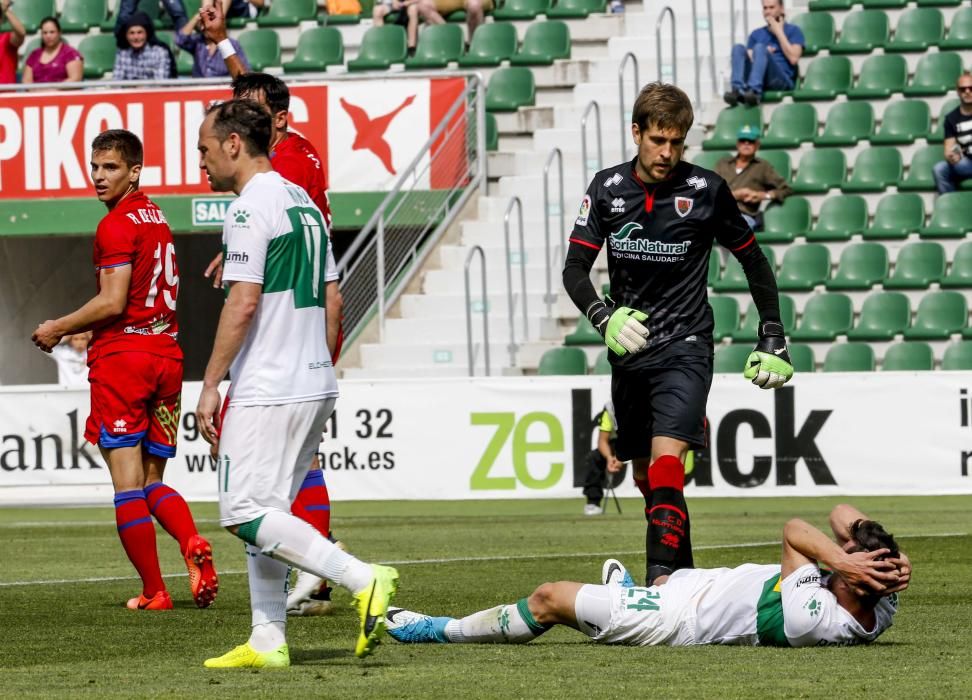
[388, 504, 911, 648]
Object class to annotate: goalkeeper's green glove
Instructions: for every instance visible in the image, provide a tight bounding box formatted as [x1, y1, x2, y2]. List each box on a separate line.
[587, 300, 650, 357]
[743, 321, 794, 390]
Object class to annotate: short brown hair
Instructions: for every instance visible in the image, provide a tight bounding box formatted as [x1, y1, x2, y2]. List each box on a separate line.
[205, 99, 272, 158]
[91, 129, 143, 166]
[631, 82, 694, 135]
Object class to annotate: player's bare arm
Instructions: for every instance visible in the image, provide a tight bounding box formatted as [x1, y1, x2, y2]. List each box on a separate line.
[32, 265, 132, 352]
[325, 280, 342, 358]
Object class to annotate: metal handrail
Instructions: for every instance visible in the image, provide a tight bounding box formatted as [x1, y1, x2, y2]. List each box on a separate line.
[618, 52, 640, 161]
[579, 100, 603, 190]
[503, 196, 528, 367]
[656, 6, 677, 85]
[730, 0, 751, 47]
[464, 246, 490, 377]
[542, 147, 564, 318]
[691, 0, 718, 106]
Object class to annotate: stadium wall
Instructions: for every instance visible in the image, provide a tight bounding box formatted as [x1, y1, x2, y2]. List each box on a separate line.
[1, 374, 970, 506]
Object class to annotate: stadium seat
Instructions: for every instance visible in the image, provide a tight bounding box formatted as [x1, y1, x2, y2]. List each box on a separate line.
[713, 344, 753, 374]
[897, 145, 941, 191]
[759, 150, 791, 181]
[860, 0, 906, 7]
[791, 293, 854, 341]
[941, 241, 972, 289]
[59, 0, 108, 32]
[258, 0, 316, 25]
[347, 25, 406, 71]
[156, 31, 194, 76]
[815, 102, 874, 146]
[238, 29, 281, 71]
[886, 8, 944, 52]
[920, 192, 972, 239]
[537, 347, 587, 375]
[283, 27, 344, 73]
[485, 67, 535, 112]
[830, 10, 889, 54]
[593, 350, 611, 375]
[546, 0, 606, 19]
[405, 24, 463, 69]
[3, 0, 53, 32]
[692, 151, 730, 171]
[563, 317, 601, 346]
[848, 291, 910, 340]
[794, 56, 852, 101]
[917, 0, 961, 6]
[863, 193, 924, 240]
[510, 21, 570, 66]
[824, 344, 876, 372]
[493, 0, 550, 20]
[941, 7, 972, 49]
[928, 98, 960, 143]
[707, 248, 721, 287]
[322, 11, 361, 24]
[791, 12, 834, 55]
[732, 295, 796, 343]
[761, 104, 816, 148]
[903, 52, 964, 96]
[842, 147, 902, 193]
[702, 107, 761, 150]
[882, 342, 934, 371]
[760, 196, 811, 243]
[942, 341, 972, 370]
[485, 112, 499, 151]
[827, 243, 889, 290]
[792, 149, 846, 194]
[903, 291, 968, 339]
[710, 296, 740, 342]
[713, 247, 776, 292]
[884, 241, 946, 289]
[458, 23, 517, 67]
[808, 0, 851, 9]
[79, 34, 117, 79]
[871, 100, 930, 145]
[777, 244, 831, 291]
[789, 344, 815, 373]
[846, 54, 907, 99]
[808, 195, 868, 241]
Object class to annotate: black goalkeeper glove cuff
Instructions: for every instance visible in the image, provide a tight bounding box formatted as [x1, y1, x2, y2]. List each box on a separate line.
[755, 321, 791, 364]
[586, 300, 612, 338]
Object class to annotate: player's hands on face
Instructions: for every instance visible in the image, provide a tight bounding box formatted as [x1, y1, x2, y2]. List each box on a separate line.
[836, 549, 900, 596]
[31, 321, 63, 353]
[744, 322, 794, 389]
[204, 251, 225, 288]
[196, 385, 222, 445]
[588, 301, 650, 357]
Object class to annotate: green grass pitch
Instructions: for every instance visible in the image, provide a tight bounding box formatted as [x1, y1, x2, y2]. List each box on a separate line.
[1, 496, 970, 699]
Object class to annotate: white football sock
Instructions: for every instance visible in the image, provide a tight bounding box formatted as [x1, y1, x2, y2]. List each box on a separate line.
[253, 510, 374, 595]
[443, 601, 547, 644]
[244, 543, 288, 651]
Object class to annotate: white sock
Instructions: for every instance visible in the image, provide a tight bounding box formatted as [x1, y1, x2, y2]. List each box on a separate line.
[253, 510, 374, 595]
[443, 601, 546, 644]
[244, 543, 288, 651]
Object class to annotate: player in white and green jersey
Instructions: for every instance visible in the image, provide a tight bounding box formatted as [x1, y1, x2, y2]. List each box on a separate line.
[194, 99, 398, 669]
[387, 504, 911, 649]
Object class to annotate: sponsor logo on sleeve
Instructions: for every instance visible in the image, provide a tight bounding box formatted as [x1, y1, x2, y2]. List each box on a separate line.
[796, 573, 821, 587]
[610, 197, 625, 213]
[603, 172, 624, 188]
[232, 209, 252, 227]
[674, 196, 694, 217]
[225, 250, 250, 264]
[686, 175, 707, 190]
[576, 195, 592, 226]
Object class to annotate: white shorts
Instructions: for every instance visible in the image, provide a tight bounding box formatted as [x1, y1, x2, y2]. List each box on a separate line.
[217, 398, 335, 527]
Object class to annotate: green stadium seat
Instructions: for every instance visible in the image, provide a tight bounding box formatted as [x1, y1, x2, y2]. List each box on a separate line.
[791, 12, 834, 55]
[871, 100, 930, 145]
[238, 29, 281, 71]
[713, 247, 776, 292]
[792, 149, 846, 194]
[941, 241, 972, 289]
[564, 317, 601, 346]
[707, 248, 721, 287]
[79, 34, 117, 79]
[886, 8, 944, 52]
[827, 243, 889, 290]
[156, 31, 194, 76]
[791, 293, 854, 341]
[808, 0, 852, 9]
[777, 244, 831, 291]
[941, 7, 972, 49]
[347, 25, 406, 71]
[510, 21, 570, 66]
[702, 106, 761, 150]
[903, 52, 964, 96]
[713, 344, 753, 374]
[824, 344, 876, 372]
[761, 104, 816, 149]
[405, 24, 463, 69]
[493, 0, 550, 20]
[882, 342, 934, 371]
[60, 0, 108, 32]
[537, 347, 587, 375]
[928, 98, 960, 143]
[322, 11, 361, 24]
[830, 10, 889, 54]
[794, 56, 852, 101]
[458, 22, 517, 67]
[863, 193, 924, 240]
[917, 0, 961, 6]
[257, 0, 316, 25]
[846, 54, 907, 99]
[692, 151, 731, 171]
[842, 147, 902, 193]
[861, 0, 906, 7]
[593, 350, 611, 375]
[897, 145, 941, 191]
[942, 341, 972, 370]
[710, 296, 740, 342]
[848, 291, 911, 340]
[761, 196, 811, 243]
[920, 192, 972, 239]
[4, 0, 53, 32]
[808, 195, 868, 241]
[903, 291, 968, 339]
[789, 344, 816, 373]
[546, 0, 606, 19]
[485, 112, 499, 151]
[759, 150, 791, 181]
[283, 27, 344, 73]
[884, 241, 946, 289]
[815, 102, 874, 146]
[485, 67, 535, 112]
[732, 295, 796, 343]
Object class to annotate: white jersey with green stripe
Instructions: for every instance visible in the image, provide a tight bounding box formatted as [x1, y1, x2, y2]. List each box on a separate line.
[221, 171, 339, 407]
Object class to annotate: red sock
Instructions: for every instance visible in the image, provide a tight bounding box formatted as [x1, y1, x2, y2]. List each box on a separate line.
[114, 490, 166, 597]
[144, 482, 199, 553]
[291, 469, 331, 538]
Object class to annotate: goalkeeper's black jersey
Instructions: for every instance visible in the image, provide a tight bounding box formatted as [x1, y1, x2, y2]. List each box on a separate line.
[568, 158, 755, 368]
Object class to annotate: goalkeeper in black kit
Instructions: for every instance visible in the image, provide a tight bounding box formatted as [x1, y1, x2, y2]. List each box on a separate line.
[562, 82, 794, 586]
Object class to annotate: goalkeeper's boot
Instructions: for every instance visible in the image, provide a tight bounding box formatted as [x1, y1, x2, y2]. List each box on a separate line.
[184, 534, 219, 609]
[386, 608, 450, 644]
[601, 559, 636, 588]
[350, 564, 399, 658]
[126, 589, 173, 610]
[203, 642, 289, 669]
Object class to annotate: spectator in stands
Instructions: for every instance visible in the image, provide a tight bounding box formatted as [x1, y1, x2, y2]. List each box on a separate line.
[724, 0, 803, 107]
[115, 0, 190, 35]
[176, 8, 249, 77]
[713, 124, 791, 231]
[113, 12, 176, 80]
[580, 401, 625, 516]
[23, 17, 83, 84]
[0, 0, 26, 85]
[374, 0, 444, 56]
[933, 73, 972, 194]
[221, 0, 268, 20]
[48, 332, 91, 388]
[434, 0, 491, 41]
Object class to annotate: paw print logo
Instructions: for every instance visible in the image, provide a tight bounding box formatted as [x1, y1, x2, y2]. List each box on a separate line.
[234, 209, 251, 225]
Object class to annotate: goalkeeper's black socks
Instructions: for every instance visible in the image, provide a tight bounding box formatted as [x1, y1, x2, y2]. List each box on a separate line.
[644, 455, 693, 586]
